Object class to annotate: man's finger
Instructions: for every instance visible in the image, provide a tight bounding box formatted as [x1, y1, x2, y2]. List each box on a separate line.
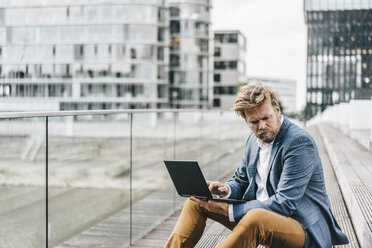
[190, 197, 208, 208]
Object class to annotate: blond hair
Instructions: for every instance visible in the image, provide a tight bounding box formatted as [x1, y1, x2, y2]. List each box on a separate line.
[232, 82, 279, 119]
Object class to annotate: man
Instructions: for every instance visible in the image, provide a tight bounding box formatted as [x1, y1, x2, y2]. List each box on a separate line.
[166, 83, 349, 247]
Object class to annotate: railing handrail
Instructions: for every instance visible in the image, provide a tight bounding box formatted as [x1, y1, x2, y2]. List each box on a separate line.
[0, 109, 227, 119]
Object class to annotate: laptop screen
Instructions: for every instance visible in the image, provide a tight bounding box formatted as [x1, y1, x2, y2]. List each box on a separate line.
[164, 160, 212, 199]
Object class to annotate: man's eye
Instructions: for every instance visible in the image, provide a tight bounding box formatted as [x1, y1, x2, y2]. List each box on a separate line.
[251, 121, 258, 124]
[262, 117, 269, 120]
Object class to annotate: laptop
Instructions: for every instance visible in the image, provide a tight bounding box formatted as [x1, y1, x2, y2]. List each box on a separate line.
[164, 160, 247, 204]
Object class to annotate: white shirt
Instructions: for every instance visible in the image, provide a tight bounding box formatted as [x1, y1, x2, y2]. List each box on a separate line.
[225, 116, 283, 222]
[255, 139, 274, 202]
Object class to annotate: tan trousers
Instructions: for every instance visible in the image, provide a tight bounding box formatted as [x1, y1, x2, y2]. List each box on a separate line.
[165, 199, 305, 248]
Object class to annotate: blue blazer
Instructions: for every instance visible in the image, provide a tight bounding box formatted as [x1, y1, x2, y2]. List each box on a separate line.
[226, 117, 349, 247]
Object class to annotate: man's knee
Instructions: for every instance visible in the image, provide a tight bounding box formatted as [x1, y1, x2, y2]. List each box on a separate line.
[239, 208, 269, 228]
[181, 198, 207, 218]
[183, 198, 201, 211]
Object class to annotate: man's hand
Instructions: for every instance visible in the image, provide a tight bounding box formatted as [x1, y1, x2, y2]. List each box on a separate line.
[190, 197, 229, 216]
[206, 181, 229, 197]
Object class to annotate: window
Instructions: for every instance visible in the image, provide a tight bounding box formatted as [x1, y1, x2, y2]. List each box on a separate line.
[214, 73, 220, 82]
[229, 61, 237, 69]
[170, 37, 180, 51]
[158, 27, 165, 41]
[228, 86, 235, 94]
[157, 47, 164, 61]
[170, 21, 180, 35]
[74, 44, 84, 59]
[158, 8, 166, 22]
[214, 61, 237, 70]
[130, 48, 136, 59]
[215, 33, 238, 43]
[228, 34, 238, 43]
[214, 47, 221, 57]
[196, 39, 208, 52]
[215, 34, 224, 43]
[157, 85, 167, 98]
[0, 84, 11, 97]
[170, 54, 180, 67]
[214, 62, 224, 69]
[169, 7, 180, 17]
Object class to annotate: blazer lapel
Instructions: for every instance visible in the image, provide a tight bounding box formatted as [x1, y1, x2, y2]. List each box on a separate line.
[266, 117, 291, 196]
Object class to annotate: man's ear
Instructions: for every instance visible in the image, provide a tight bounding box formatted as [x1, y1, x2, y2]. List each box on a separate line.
[276, 105, 281, 115]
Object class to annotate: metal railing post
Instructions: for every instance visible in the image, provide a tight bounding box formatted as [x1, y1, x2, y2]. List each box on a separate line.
[200, 112, 203, 165]
[173, 112, 177, 211]
[45, 116, 49, 248]
[129, 113, 133, 245]
[173, 112, 177, 161]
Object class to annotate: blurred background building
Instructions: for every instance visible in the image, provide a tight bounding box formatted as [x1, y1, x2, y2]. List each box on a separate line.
[0, 0, 301, 113]
[168, 0, 213, 109]
[304, 0, 372, 119]
[248, 77, 297, 115]
[0, 0, 170, 111]
[213, 30, 246, 110]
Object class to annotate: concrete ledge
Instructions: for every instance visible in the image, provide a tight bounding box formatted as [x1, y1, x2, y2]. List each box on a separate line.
[319, 125, 372, 248]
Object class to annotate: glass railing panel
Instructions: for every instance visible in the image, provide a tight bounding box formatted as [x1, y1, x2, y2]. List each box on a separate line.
[200, 111, 224, 179]
[218, 111, 251, 178]
[130, 112, 176, 243]
[173, 111, 205, 207]
[47, 114, 131, 248]
[175, 111, 203, 161]
[0, 117, 46, 248]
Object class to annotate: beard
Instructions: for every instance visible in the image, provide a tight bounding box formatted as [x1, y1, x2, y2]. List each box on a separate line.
[257, 131, 276, 143]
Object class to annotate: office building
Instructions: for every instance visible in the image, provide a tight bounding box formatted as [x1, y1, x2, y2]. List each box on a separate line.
[304, 0, 372, 119]
[213, 30, 246, 110]
[168, 0, 213, 109]
[0, 0, 169, 111]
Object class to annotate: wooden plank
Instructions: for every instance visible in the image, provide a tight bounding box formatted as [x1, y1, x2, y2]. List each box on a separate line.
[309, 126, 359, 248]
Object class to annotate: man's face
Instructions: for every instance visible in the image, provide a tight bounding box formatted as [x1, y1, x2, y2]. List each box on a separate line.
[244, 100, 281, 144]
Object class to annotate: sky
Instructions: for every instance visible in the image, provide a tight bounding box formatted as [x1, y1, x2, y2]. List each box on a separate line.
[212, 0, 307, 111]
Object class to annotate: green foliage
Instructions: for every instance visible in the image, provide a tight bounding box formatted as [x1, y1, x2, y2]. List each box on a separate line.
[234, 81, 249, 94]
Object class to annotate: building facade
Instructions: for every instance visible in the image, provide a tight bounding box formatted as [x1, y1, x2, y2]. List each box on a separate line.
[168, 0, 213, 109]
[213, 30, 246, 110]
[0, 0, 169, 111]
[248, 77, 297, 114]
[304, 0, 372, 119]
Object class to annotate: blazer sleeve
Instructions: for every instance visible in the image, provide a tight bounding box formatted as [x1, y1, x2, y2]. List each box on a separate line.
[226, 135, 252, 199]
[232, 135, 317, 223]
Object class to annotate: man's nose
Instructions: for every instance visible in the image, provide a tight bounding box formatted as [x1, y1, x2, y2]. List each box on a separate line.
[258, 121, 266, 129]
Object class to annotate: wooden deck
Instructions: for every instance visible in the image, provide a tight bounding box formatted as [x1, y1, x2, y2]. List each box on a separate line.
[319, 124, 372, 247]
[130, 125, 360, 248]
[57, 143, 246, 248]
